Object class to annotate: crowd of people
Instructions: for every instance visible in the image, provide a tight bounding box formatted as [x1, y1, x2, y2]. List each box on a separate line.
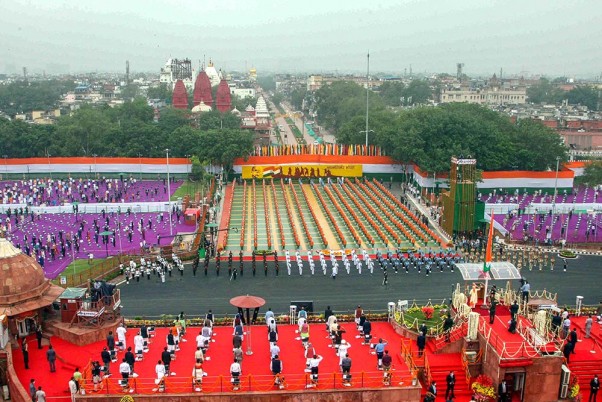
[0, 177, 178, 206]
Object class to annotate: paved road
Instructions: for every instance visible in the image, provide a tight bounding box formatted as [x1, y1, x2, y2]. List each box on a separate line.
[119, 254, 601, 317]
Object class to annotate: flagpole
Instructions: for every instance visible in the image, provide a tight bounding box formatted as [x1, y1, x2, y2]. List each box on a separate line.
[482, 210, 495, 308]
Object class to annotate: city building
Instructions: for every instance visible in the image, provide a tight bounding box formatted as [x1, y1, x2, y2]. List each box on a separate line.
[440, 74, 527, 105]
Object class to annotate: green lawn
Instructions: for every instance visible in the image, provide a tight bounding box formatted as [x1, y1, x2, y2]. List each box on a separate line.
[51, 258, 107, 285]
[172, 180, 208, 200]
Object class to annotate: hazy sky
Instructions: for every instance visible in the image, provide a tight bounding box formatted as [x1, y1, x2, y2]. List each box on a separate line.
[2, 0, 601, 77]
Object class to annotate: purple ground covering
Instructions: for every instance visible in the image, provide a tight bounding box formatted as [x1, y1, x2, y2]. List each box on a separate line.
[479, 186, 601, 206]
[4, 211, 191, 279]
[496, 212, 602, 244]
[0, 178, 182, 206]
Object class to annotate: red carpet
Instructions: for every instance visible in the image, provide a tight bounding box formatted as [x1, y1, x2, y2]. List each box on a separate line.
[13, 322, 412, 398]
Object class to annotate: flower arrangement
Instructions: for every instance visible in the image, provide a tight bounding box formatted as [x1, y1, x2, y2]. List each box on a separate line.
[422, 306, 435, 320]
[569, 376, 581, 401]
[471, 374, 496, 401]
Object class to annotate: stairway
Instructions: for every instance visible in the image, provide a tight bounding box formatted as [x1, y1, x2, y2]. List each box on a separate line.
[225, 185, 245, 251]
[293, 183, 325, 249]
[424, 353, 473, 399]
[569, 360, 598, 395]
[274, 181, 298, 250]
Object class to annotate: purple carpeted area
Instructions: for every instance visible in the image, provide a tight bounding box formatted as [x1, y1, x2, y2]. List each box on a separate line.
[480, 186, 601, 206]
[0, 178, 182, 206]
[5, 211, 190, 279]
[495, 212, 601, 244]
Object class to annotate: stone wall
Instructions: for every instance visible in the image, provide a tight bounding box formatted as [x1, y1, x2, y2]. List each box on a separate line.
[1, 348, 31, 402]
[77, 387, 421, 402]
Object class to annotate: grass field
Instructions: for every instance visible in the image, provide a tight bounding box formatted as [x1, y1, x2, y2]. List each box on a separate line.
[51, 258, 107, 285]
[171, 180, 208, 200]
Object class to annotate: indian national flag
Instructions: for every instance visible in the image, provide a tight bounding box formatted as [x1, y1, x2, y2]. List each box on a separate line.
[262, 166, 281, 177]
[483, 212, 494, 273]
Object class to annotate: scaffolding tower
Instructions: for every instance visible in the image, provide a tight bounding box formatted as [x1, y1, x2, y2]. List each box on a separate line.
[441, 157, 477, 234]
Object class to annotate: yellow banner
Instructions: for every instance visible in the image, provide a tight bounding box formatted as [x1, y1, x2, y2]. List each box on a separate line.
[242, 165, 362, 179]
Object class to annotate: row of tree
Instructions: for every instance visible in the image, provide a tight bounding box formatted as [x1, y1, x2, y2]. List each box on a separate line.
[0, 97, 254, 169]
[335, 103, 567, 172]
[0, 80, 76, 116]
[526, 78, 599, 110]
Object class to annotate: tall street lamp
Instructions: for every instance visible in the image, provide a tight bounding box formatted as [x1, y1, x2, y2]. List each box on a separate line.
[138, 153, 142, 181]
[165, 149, 173, 236]
[93, 154, 98, 179]
[46, 151, 52, 179]
[552, 156, 560, 221]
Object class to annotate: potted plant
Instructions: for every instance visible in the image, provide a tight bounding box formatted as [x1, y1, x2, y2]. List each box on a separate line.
[471, 375, 496, 401]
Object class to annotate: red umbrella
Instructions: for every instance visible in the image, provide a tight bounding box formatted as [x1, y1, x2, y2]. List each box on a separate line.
[229, 294, 266, 309]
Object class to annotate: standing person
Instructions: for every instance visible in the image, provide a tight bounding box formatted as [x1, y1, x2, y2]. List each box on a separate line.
[417, 332, 426, 357]
[489, 299, 498, 324]
[270, 354, 283, 376]
[46, 345, 56, 372]
[375, 338, 387, 369]
[22, 339, 29, 369]
[444, 315, 454, 342]
[106, 331, 116, 360]
[101, 347, 111, 376]
[520, 281, 530, 303]
[125, 347, 136, 374]
[161, 347, 172, 375]
[119, 358, 131, 388]
[569, 328, 578, 353]
[73, 367, 82, 392]
[590, 374, 599, 402]
[445, 370, 456, 400]
[341, 354, 352, 381]
[36, 325, 43, 349]
[381, 350, 392, 371]
[155, 360, 166, 382]
[35, 386, 47, 402]
[29, 379, 36, 402]
[116, 323, 127, 351]
[498, 379, 509, 402]
[426, 381, 437, 402]
[68, 377, 78, 402]
[338, 340, 351, 367]
[585, 314, 594, 338]
[510, 300, 519, 320]
[354, 305, 363, 328]
[324, 306, 334, 332]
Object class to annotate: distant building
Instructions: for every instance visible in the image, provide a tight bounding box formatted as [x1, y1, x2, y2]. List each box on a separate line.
[440, 74, 526, 105]
[231, 87, 256, 99]
[160, 58, 194, 90]
[172, 80, 189, 110]
[215, 79, 232, 112]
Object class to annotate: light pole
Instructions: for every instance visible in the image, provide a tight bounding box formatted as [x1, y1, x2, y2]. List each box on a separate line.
[93, 154, 98, 179]
[138, 153, 142, 181]
[46, 151, 52, 179]
[359, 130, 374, 151]
[3, 155, 7, 179]
[552, 156, 560, 222]
[165, 149, 173, 236]
[365, 51, 370, 147]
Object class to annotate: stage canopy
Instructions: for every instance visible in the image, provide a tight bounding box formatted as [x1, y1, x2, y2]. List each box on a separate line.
[456, 261, 522, 281]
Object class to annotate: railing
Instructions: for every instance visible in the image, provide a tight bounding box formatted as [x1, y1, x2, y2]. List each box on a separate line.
[359, 180, 422, 244]
[79, 370, 417, 395]
[311, 183, 346, 247]
[423, 353, 432, 387]
[433, 320, 468, 351]
[252, 180, 258, 250]
[338, 183, 375, 246]
[272, 180, 285, 249]
[400, 340, 420, 380]
[240, 181, 247, 249]
[370, 179, 442, 244]
[477, 316, 540, 359]
[289, 180, 314, 248]
[348, 181, 401, 246]
[299, 182, 328, 248]
[323, 185, 361, 246]
[460, 345, 481, 386]
[262, 180, 272, 250]
[280, 180, 301, 249]
[220, 179, 235, 250]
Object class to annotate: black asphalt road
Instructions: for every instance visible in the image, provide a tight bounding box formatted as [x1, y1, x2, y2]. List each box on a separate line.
[119, 254, 601, 317]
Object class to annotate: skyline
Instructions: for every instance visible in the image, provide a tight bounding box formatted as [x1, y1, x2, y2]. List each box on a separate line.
[1, 0, 601, 78]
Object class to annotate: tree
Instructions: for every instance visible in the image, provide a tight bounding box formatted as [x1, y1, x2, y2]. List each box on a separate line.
[257, 75, 276, 92]
[195, 129, 254, 171]
[575, 162, 602, 187]
[378, 81, 405, 106]
[567, 86, 599, 110]
[147, 83, 173, 102]
[0, 80, 76, 116]
[402, 79, 432, 105]
[526, 78, 565, 104]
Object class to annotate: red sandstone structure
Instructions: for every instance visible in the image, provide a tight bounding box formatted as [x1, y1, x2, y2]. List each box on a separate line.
[192, 71, 213, 107]
[215, 78, 232, 112]
[172, 79, 189, 110]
